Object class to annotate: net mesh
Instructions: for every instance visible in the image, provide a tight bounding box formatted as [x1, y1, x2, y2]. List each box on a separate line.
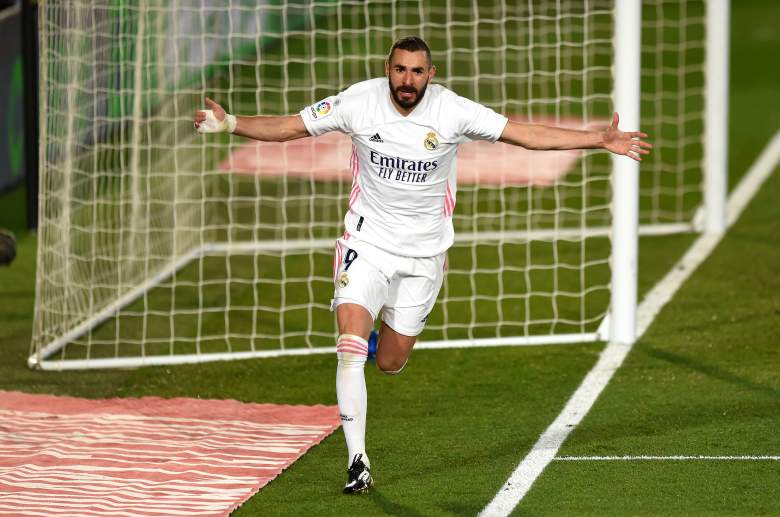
[31, 0, 705, 366]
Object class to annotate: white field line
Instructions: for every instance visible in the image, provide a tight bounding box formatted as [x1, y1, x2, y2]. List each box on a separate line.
[555, 455, 780, 461]
[479, 128, 780, 517]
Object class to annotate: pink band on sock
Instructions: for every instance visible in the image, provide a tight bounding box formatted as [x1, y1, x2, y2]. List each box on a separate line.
[337, 335, 368, 357]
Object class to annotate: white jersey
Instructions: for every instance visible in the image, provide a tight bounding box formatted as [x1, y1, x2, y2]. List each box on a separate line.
[300, 77, 508, 257]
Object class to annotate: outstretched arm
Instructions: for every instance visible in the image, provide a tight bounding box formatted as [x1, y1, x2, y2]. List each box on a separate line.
[498, 112, 652, 162]
[194, 97, 310, 142]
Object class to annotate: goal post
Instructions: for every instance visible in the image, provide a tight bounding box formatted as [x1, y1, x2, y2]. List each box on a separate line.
[30, 0, 728, 370]
[704, 0, 730, 235]
[610, 0, 641, 346]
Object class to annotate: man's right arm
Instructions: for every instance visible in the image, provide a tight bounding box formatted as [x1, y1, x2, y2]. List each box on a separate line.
[232, 114, 310, 142]
[194, 97, 310, 142]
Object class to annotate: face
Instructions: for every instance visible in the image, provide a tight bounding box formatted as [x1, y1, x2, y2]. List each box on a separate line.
[385, 49, 436, 112]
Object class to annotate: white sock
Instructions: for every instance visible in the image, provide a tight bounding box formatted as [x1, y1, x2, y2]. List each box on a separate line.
[336, 334, 370, 468]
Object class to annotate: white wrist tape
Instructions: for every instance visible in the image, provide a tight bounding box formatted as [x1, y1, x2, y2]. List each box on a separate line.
[197, 110, 237, 134]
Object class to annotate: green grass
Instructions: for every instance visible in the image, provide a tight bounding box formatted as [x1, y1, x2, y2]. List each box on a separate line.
[520, 156, 780, 516]
[519, 462, 779, 516]
[1, 0, 779, 515]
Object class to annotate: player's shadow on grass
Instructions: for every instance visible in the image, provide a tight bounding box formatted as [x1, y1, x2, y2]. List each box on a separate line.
[367, 489, 428, 517]
[645, 347, 779, 398]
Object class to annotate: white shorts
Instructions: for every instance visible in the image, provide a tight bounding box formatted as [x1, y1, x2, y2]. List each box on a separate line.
[331, 234, 446, 337]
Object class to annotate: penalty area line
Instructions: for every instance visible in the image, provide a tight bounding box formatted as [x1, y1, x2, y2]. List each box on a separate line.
[478, 128, 780, 517]
[555, 455, 780, 461]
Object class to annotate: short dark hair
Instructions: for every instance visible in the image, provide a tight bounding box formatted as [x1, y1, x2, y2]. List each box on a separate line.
[388, 36, 432, 67]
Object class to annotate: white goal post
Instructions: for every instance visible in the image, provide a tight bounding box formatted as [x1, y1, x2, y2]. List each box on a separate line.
[30, 0, 729, 370]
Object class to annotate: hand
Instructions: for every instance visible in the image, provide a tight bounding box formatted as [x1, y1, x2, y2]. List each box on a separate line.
[194, 97, 230, 133]
[602, 112, 652, 162]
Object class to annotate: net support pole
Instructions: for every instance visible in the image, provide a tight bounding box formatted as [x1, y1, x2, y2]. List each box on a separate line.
[609, 0, 641, 345]
[704, 0, 730, 234]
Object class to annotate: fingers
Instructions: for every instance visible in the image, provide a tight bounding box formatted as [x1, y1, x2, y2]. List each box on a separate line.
[611, 112, 619, 128]
[626, 143, 650, 161]
[629, 133, 653, 153]
[193, 109, 207, 130]
[630, 143, 650, 153]
[629, 139, 653, 152]
[197, 98, 222, 131]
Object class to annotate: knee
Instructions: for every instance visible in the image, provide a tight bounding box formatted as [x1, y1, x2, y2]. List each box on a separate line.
[376, 355, 407, 375]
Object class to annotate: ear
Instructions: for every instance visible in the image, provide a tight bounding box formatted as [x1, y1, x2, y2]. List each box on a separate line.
[428, 64, 437, 82]
[384, 60, 390, 77]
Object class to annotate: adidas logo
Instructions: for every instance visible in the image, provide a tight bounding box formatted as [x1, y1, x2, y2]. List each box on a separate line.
[369, 133, 383, 143]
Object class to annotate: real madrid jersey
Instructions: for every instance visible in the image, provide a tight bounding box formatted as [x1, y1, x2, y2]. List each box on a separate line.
[300, 77, 508, 258]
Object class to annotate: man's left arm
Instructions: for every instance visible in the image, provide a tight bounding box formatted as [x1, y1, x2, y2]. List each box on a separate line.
[498, 112, 652, 162]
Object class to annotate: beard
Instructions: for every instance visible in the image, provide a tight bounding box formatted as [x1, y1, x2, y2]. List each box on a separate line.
[389, 78, 428, 110]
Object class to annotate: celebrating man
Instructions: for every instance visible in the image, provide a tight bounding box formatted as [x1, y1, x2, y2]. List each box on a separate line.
[195, 35, 651, 494]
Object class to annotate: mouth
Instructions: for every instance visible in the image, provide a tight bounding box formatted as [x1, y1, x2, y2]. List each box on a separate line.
[390, 79, 425, 108]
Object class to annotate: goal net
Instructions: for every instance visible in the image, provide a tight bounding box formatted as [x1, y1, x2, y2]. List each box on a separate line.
[31, 0, 708, 370]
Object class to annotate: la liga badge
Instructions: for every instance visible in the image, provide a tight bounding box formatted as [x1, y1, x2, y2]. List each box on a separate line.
[309, 100, 333, 120]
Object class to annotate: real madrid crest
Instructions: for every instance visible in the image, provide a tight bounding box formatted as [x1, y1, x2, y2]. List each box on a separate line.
[338, 271, 350, 288]
[424, 131, 439, 151]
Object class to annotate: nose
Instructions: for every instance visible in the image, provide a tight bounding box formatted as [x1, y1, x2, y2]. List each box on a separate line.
[402, 71, 414, 85]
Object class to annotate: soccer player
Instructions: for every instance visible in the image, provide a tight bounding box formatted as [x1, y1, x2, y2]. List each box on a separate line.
[195, 36, 651, 494]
